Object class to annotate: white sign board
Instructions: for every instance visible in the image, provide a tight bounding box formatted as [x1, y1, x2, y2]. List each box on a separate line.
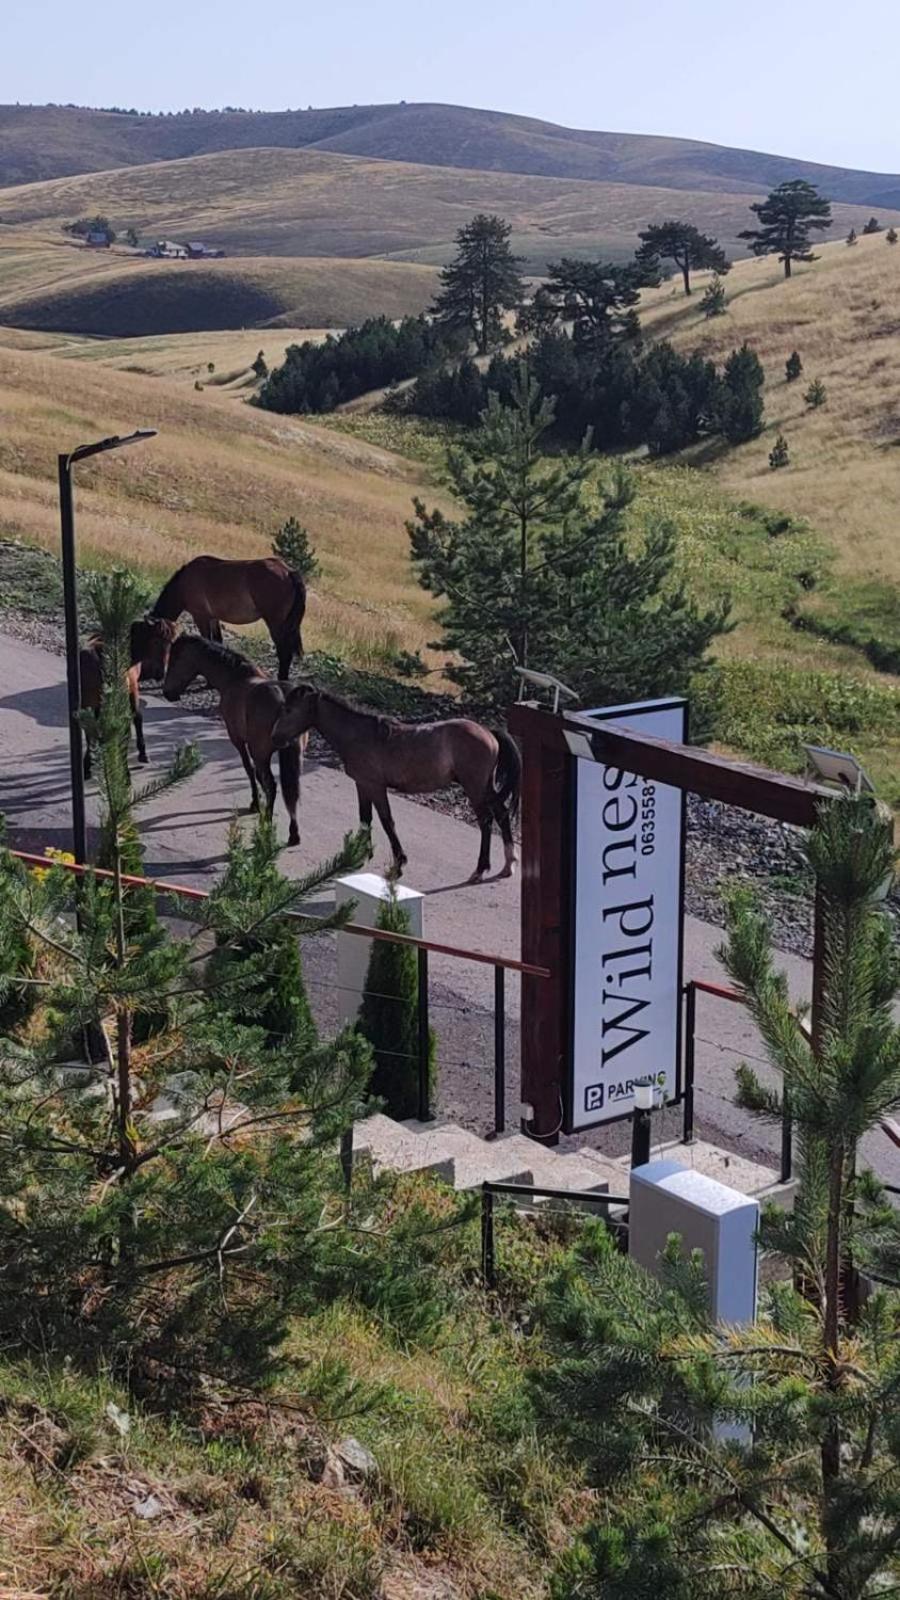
[567, 699, 686, 1131]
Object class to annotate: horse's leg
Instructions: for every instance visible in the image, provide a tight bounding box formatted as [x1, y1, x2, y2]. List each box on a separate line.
[83, 744, 92, 780]
[469, 806, 494, 884]
[275, 632, 293, 681]
[239, 744, 261, 813]
[492, 795, 517, 878]
[373, 790, 406, 876]
[356, 788, 375, 859]
[256, 755, 277, 820]
[128, 668, 148, 764]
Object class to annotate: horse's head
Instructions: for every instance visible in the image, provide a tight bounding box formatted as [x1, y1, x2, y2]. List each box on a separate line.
[272, 682, 317, 747]
[162, 632, 199, 701]
[131, 614, 176, 682]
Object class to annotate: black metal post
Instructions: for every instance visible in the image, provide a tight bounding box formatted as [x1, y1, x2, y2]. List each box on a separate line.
[481, 1185, 495, 1289]
[780, 1088, 793, 1184]
[59, 453, 87, 865]
[682, 982, 696, 1144]
[417, 945, 431, 1122]
[493, 965, 506, 1134]
[631, 1104, 652, 1169]
[339, 1127, 354, 1193]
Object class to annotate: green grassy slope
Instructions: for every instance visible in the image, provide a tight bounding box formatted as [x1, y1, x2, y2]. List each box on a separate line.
[2, 100, 900, 206]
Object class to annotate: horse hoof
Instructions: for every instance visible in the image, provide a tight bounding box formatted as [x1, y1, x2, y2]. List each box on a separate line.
[288, 826, 300, 847]
[499, 861, 516, 880]
[138, 754, 149, 765]
[468, 869, 486, 885]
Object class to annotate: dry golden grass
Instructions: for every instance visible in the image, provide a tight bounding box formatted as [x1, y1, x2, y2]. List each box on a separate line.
[0, 322, 335, 384]
[2, 147, 898, 274]
[0, 342, 446, 665]
[0, 225, 438, 336]
[641, 232, 900, 587]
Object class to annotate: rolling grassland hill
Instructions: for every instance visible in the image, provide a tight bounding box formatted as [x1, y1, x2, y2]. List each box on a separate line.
[0, 222, 438, 335]
[2, 149, 899, 291]
[0, 339, 446, 666]
[641, 231, 900, 670]
[2, 100, 900, 205]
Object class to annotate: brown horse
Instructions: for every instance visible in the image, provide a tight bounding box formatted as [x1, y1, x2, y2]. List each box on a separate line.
[272, 684, 520, 881]
[80, 616, 175, 779]
[162, 634, 303, 845]
[151, 555, 306, 679]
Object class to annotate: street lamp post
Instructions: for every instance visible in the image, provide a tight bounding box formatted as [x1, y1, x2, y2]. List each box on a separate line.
[58, 431, 157, 862]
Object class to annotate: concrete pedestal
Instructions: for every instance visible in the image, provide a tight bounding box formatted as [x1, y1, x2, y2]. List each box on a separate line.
[629, 1159, 759, 1325]
[335, 873, 425, 1025]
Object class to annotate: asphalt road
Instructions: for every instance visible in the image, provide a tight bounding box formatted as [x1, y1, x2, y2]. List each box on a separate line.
[2, 630, 897, 1184]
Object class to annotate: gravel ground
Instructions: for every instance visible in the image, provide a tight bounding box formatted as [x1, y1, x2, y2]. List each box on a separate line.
[0, 541, 845, 960]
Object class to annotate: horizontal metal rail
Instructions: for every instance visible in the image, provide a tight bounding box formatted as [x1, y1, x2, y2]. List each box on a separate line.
[9, 848, 549, 977]
[481, 1179, 630, 1287]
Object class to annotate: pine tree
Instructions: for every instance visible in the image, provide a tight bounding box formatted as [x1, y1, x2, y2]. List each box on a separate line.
[739, 179, 833, 278]
[768, 432, 790, 469]
[805, 377, 828, 409]
[716, 342, 766, 442]
[636, 220, 730, 296]
[862, 216, 882, 234]
[540, 796, 900, 1600]
[847, 227, 858, 246]
[356, 886, 435, 1119]
[408, 363, 728, 707]
[432, 213, 525, 355]
[887, 228, 899, 245]
[699, 274, 727, 317]
[523, 258, 643, 353]
[0, 596, 372, 1375]
[124, 226, 139, 247]
[273, 515, 320, 581]
[785, 349, 803, 382]
[252, 349, 268, 378]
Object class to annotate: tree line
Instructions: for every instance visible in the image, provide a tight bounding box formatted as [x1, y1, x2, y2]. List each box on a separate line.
[256, 314, 462, 414]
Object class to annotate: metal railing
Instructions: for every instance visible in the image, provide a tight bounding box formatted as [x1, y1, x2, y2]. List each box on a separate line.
[681, 978, 793, 1182]
[10, 848, 546, 1130]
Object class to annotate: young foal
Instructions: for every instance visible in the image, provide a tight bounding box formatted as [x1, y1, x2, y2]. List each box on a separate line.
[272, 684, 520, 881]
[150, 555, 306, 679]
[162, 634, 303, 845]
[80, 615, 175, 779]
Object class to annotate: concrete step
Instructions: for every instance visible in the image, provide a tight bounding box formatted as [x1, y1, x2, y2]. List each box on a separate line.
[604, 1137, 792, 1203]
[353, 1113, 456, 1185]
[402, 1120, 535, 1189]
[492, 1134, 614, 1200]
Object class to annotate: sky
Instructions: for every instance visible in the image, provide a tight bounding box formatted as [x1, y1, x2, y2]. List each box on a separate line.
[3, 0, 899, 173]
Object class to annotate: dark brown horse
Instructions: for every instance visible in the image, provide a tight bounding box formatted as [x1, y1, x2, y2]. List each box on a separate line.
[151, 555, 306, 679]
[80, 616, 175, 779]
[272, 684, 520, 881]
[162, 634, 303, 845]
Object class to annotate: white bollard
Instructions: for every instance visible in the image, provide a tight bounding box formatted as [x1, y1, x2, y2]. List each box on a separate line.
[334, 873, 425, 1026]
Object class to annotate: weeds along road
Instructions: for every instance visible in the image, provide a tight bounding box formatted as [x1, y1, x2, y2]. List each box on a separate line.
[2, 629, 898, 1184]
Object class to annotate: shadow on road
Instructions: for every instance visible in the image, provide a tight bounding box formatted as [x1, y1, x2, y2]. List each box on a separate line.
[0, 683, 68, 730]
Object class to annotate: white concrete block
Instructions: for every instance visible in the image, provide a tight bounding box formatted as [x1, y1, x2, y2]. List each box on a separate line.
[629, 1159, 759, 1326]
[335, 872, 424, 1025]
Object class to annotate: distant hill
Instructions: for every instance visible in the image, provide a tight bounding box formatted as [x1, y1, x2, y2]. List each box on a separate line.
[2, 148, 899, 287]
[0, 248, 438, 336]
[2, 100, 899, 208]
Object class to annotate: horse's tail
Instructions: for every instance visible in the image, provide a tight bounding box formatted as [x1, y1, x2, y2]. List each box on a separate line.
[278, 738, 301, 819]
[492, 728, 522, 822]
[282, 568, 307, 662]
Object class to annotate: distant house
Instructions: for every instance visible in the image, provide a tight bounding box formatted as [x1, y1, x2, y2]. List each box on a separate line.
[186, 241, 225, 259]
[85, 229, 111, 248]
[148, 239, 189, 260]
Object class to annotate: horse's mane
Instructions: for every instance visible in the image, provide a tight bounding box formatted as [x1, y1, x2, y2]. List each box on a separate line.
[180, 635, 261, 678]
[315, 687, 399, 741]
[152, 561, 193, 619]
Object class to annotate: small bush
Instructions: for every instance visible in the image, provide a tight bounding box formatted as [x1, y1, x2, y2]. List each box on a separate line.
[785, 350, 803, 382]
[357, 887, 436, 1120]
[805, 377, 827, 409]
[863, 216, 882, 234]
[769, 433, 790, 469]
[847, 227, 858, 246]
[252, 348, 268, 379]
[700, 274, 727, 318]
[887, 228, 899, 245]
[273, 515, 320, 581]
